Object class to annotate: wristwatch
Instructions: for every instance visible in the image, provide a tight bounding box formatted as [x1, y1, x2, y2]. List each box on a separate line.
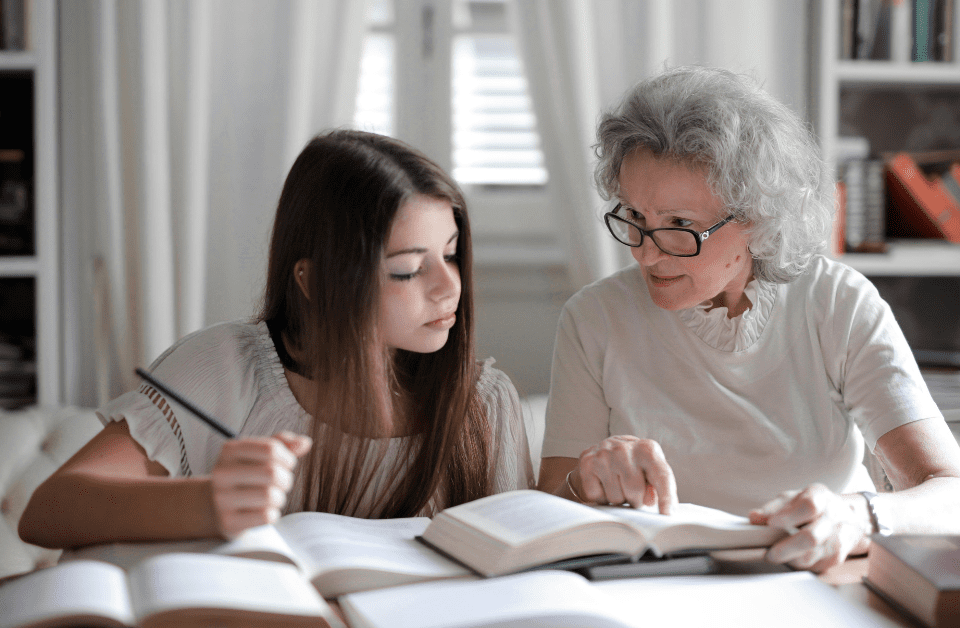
[859, 490, 892, 537]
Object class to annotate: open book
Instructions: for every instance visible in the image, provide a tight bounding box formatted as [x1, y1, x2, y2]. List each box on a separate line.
[340, 570, 639, 628]
[64, 511, 473, 599]
[340, 568, 887, 628]
[0, 553, 342, 628]
[419, 489, 788, 577]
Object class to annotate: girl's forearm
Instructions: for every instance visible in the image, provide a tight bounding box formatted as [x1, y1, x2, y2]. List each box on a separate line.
[19, 472, 220, 549]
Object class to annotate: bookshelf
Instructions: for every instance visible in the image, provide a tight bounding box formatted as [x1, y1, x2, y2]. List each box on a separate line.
[0, 0, 59, 408]
[812, 0, 960, 276]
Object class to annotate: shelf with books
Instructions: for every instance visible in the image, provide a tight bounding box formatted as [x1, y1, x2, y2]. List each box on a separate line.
[814, 0, 960, 276]
[0, 0, 58, 408]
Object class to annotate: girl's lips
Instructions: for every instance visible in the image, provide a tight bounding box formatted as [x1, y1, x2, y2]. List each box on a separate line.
[426, 313, 456, 329]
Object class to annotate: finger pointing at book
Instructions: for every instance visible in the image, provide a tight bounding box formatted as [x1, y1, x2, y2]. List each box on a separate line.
[211, 431, 313, 539]
[572, 435, 678, 514]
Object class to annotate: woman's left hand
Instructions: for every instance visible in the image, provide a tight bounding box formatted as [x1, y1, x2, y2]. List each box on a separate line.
[748, 483, 872, 573]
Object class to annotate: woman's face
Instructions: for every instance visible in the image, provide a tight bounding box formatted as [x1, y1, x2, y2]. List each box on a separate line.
[378, 194, 461, 353]
[617, 149, 754, 315]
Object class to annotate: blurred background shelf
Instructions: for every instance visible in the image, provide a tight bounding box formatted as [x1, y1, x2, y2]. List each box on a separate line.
[0, 0, 58, 409]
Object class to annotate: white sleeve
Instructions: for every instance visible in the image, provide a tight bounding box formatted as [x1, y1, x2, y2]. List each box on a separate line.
[822, 268, 942, 451]
[479, 361, 536, 493]
[96, 324, 254, 477]
[541, 291, 613, 459]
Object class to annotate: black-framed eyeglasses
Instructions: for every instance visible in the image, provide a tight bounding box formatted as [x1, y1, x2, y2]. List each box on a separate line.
[603, 203, 736, 257]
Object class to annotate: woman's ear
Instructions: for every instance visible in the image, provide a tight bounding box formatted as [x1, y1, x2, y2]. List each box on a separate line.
[294, 259, 311, 300]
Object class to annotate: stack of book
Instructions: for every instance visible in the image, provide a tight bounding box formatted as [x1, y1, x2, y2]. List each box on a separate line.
[0, 490, 888, 628]
[836, 136, 888, 253]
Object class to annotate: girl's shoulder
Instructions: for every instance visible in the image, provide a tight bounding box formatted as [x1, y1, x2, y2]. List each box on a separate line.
[146, 319, 282, 398]
[476, 357, 515, 396]
[150, 319, 268, 367]
[475, 358, 523, 421]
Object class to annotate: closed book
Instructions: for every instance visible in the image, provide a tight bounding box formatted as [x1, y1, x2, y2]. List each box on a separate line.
[885, 153, 960, 242]
[863, 534, 960, 628]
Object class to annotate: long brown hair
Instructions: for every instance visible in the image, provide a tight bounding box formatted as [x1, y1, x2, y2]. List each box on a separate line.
[259, 129, 491, 517]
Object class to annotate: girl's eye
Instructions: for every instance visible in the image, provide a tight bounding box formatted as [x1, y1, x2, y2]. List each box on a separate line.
[389, 269, 421, 282]
[444, 253, 458, 264]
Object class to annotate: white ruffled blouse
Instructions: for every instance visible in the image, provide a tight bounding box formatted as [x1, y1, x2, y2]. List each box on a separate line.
[676, 278, 778, 352]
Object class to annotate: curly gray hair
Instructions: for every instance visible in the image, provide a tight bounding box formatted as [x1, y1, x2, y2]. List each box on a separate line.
[595, 65, 833, 284]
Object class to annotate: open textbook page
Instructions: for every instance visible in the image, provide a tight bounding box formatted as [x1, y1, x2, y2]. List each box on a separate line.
[340, 570, 638, 628]
[419, 489, 787, 576]
[340, 569, 898, 628]
[0, 554, 339, 628]
[63, 512, 472, 599]
[220, 511, 474, 597]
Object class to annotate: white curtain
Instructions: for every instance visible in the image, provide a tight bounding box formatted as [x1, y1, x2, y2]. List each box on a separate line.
[511, 0, 625, 290]
[59, 0, 367, 406]
[512, 0, 809, 289]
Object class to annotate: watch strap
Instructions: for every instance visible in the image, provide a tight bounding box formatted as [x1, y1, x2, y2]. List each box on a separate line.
[860, 490, 892, 537]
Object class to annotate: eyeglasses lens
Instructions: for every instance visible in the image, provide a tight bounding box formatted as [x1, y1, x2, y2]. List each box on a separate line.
[607, 209, 699, 256]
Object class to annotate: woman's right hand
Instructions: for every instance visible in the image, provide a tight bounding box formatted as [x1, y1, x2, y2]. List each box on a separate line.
[210, 431, 312, 538]
[572, 435, 678, 514]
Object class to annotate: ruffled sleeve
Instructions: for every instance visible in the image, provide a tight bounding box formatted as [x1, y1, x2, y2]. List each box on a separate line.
[96, 321, 273, 478]
[478, 358, 536, 493]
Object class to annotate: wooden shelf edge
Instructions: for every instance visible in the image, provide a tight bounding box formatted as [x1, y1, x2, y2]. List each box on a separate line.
[835, 241, 960, 276]
[0, 257, 39, 277]
[836, 60, 960, 85]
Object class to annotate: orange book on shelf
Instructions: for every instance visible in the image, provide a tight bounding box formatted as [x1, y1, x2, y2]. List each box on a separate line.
[833, 180, 847, 256]
[885, 153, 960, 243]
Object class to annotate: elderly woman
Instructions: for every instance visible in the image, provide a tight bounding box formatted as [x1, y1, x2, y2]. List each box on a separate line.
[538, 66, 960, 572]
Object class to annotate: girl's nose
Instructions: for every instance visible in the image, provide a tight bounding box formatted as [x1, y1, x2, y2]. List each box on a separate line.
[431, 260, 461, 301]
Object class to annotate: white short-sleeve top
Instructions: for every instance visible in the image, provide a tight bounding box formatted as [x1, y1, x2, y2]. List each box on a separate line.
[542, 255, 942, 515]
[97, 319, 534, 517]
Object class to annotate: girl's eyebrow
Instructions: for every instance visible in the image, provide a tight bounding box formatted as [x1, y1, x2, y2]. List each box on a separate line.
[385, 231, 459, 259]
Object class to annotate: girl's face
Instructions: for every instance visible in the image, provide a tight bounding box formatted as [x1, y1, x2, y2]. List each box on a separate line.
[378, 194, 461, 353]
[618, 149, 754, 316]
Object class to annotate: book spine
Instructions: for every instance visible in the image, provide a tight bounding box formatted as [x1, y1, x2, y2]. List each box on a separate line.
[933, 0, 954, 60]
[842, 0, 858, 59]
[891, 0, 914, 61]
[834, 180, 847, 256]
[843, 161, 868, 250]
[915, 0, 932, 60]
[863, 159, 887, 250]
[0, 0, 25, 50]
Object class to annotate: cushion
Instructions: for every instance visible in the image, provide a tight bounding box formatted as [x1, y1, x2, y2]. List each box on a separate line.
[0, 405, 102, 578]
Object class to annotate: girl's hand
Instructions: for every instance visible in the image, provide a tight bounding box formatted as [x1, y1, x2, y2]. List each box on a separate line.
[210, 431, 312, 539]
[749, 483, 872, 572]
[572, 435, 678, 514]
